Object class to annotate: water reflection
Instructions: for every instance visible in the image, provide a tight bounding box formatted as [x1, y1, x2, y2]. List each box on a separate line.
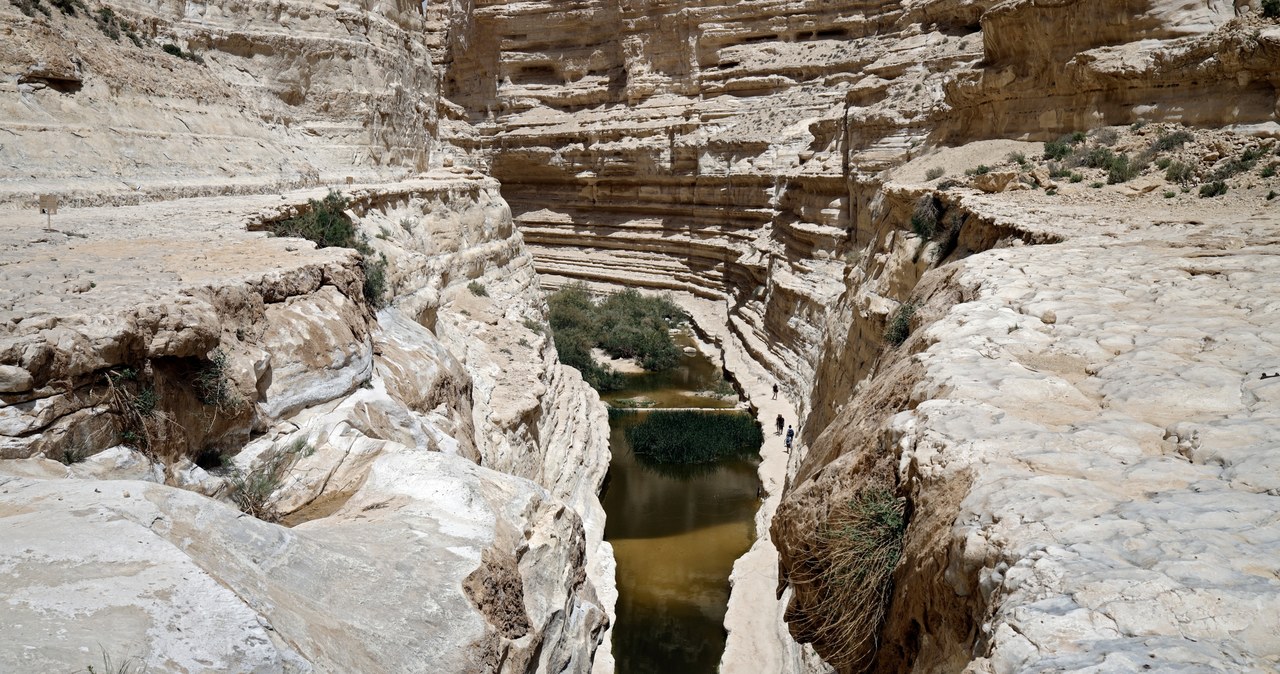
[601, 339, 761, 674]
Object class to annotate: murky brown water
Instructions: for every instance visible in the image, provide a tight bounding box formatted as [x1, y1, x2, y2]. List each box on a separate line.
[601, 336, 761, 674]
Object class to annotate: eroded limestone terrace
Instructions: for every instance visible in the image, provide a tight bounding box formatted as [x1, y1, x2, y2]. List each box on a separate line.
[1, 0, 1278, 672]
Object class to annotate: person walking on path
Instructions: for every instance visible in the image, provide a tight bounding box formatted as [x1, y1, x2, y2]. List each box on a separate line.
[775, 414, 785, 436]
[772, 383, 778, 400]
[785, 425, 795, 450]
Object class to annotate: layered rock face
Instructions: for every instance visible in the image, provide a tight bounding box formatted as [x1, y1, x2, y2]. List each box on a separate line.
[0, 2, 615, 670]
[435, 0, 1280, 672]
[0, 174, 614, 672]
[1, 0, 435, 207]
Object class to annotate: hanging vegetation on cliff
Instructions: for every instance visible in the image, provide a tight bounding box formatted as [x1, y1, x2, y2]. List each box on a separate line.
[265, 191, 387, 308]
[546, 284, 686, 391]
[788, 484, 907, 670]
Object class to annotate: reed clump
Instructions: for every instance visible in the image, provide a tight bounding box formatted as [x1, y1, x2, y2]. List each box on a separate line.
[623, 410, 762, 464]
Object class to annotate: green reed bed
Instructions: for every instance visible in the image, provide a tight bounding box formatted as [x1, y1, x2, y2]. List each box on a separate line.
[619, 410, 763, 464]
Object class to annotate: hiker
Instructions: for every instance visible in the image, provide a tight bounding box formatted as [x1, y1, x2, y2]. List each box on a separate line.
[785, 425, 795, 450]
[772, 383, 778, 400]
[775, 414, 784, 435]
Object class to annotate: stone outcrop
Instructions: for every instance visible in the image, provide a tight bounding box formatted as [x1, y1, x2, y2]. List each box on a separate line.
[0, 171, 614, 669]
[431, 0, 1280, 670]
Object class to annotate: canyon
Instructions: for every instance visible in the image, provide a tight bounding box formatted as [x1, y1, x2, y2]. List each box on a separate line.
[2, 0, 1278, 673]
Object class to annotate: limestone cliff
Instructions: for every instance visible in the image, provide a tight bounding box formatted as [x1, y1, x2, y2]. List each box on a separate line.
[0, 2, 614, 671]
[433, 0, 1280, 671]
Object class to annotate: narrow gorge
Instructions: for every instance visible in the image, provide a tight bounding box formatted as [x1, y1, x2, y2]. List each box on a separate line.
[2, 0, 1278, 673]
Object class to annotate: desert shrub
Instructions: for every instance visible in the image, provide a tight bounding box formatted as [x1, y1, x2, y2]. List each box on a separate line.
[13, 0, 50, 17]
[269, 191, 356, 247]
[522, 318, 545, 334]
[1163, 190, 1176, 199]
[1268, 190, 1277, 201]
[925, 167, 944, 181]
[195, 349, 242, 410]
[1092, 128, 1119, 146]
[1212, 153, 1260, 182]
[1069, 173, 1083, 183]
[467, 280, 488, 297]
[1261, 163, 1277, 178]
[1149, 130, 1193, 154]
[1090, 181, 1104, 188]
[361, 253, 387, 308]
[1048, 164, 1071, 179]
[1165, 160, 1194, 184]
[910, 195, 940, 239]
[1007, 151, 1027, 166]
[162, 43, 204, 64]
[1043, 132, 1085, 160]
[228, 438, 313, 522]
[93, 7, 142, 46]
[267, 191, 386, 307]
[788, 485, 908, 669]
[1154, 157, 1172, 169]
[884, 301, 917, 347]
[1082, 146, 1116, 169]
[1199, 181, 1228, 198]
[1106, 153, 1140, 184]
[624, 410, 762, 464]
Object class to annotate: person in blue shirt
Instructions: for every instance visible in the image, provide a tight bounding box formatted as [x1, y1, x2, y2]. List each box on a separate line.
[785, 425, 795, 450]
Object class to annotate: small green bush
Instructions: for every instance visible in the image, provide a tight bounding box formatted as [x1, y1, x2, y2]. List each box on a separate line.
[1069, 173, 1083, 183]
[467, 280, 488, 297]
[1154, 157, 1172, 169]
[1261, 163, 1277, 178]
[1090, 181, 1104, 189]
[624, 410, 762, 464]
[1048, 165, 1071, 179]
[267, 191, 387, 308]
[1199, 181, 1228, 198]
[925, 167, 944, 181]
[13, 0, 51, 17]
[1007, 151, 1027, 166]
[162, 43, 205, 64]
[884, 301, 917, 347]
[131, 388, 158, 417]
[1106, 153, 1140, 184]
[1082, 146, 1116, 169]
[1043, 132, 1085, 160]
[1165, 161, 1194, 184]
[522, 318, 545, 334]
[1163, 190, 1176, 199]
[1268, 190, 1277, 201]
[1149, 130, 1193, 154]
[361, 253, 387, 308]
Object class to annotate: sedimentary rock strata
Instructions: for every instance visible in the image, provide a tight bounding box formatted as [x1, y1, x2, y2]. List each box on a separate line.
[3, 0, 1280, 671]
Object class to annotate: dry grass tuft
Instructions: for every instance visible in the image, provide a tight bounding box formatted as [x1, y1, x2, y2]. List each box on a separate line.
[789, 484, 907, 670]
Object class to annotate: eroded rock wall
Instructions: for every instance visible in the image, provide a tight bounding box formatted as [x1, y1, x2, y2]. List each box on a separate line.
[437, 1, 1280, 672]
[0, 0, 436, 207]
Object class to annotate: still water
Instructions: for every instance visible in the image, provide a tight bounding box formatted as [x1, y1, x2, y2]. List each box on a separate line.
[600, 336, 762, 674]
